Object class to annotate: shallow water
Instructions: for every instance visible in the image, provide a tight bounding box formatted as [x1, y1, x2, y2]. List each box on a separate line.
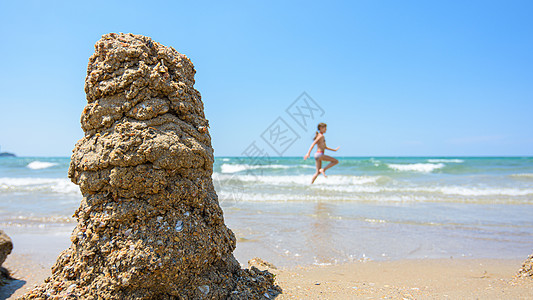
[225, 201, 533, 266]
[1, 156, 532, 266]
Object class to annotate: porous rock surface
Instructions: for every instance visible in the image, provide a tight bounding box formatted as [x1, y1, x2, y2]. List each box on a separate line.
[0, 230, 13, 285]
[0, 230, 12, 268]
[21, 33, 279, 299]
[517, 254, 533, 279]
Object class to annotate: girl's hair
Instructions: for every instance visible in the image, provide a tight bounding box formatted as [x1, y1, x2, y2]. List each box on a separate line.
[313, 122, 327, 140]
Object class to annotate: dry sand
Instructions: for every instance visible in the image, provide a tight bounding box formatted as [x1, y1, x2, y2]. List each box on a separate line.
[2, 254, 531, 299]
[272, 259, 532, 299]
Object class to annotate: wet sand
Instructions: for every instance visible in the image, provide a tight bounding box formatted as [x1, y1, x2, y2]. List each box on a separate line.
[2, 252, 531, 299]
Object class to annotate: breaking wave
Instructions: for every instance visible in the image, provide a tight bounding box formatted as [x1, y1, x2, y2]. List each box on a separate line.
[0, 177, 79, 194]
[27, 161, 58, 170]
[220, 163, 312, 174]
[387, 163, 445, 173]
[427, 159, 464, 163]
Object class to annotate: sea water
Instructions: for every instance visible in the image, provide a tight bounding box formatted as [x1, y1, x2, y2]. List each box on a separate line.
[1, 156, 532, 266]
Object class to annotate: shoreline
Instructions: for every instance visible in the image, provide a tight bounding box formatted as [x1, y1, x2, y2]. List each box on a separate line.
[1, 205, 533, 298]
[2, 252, 532, 299]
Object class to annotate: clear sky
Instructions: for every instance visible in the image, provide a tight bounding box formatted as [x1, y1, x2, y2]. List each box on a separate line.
[0, 0, 532, 157]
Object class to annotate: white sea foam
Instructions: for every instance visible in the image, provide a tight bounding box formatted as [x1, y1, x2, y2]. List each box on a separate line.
[313, 185, 385, 193]
[27, 161, 58, 170]
[439, 186, 533, 196]
[1, 215, 76, 224]
[318, 184, 533, 197]
[220, 164, 249, 173]
[220, 163, 311, 174]
[216, 188, 533, 204]
[365, 218, 387, 223]
[215, 177, 533, 203]
[0, 177, 80, 194]
[214, 173, 383, 186]
[511, 173, 533, 179]
[387, 163, 445, 173]
[312, 262, 333, 266]
[427, 159, 464, 163]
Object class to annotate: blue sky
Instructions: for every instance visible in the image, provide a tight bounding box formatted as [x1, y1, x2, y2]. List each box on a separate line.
[0, 0, 531, 157]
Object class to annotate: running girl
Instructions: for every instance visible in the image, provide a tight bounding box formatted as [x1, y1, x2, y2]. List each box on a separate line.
[304, 122, 340, 184]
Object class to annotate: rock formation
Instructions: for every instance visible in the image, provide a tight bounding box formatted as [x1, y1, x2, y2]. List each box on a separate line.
[517, 254, 533, 279]
[0, 230, 13, 285]
[21, 33, 280, 299]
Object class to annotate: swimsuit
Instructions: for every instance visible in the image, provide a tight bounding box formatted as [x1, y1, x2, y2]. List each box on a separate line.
[314, 151, 324, 160]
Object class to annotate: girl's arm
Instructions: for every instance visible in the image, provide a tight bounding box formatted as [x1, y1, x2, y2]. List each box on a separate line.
[304, 136, 321, 160]
[325, 146, 340, 151]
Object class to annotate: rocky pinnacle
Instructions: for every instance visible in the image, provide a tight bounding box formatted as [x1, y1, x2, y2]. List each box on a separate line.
[21, 33, 280, 300]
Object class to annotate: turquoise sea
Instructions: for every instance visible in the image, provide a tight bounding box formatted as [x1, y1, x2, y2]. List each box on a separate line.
[1, 156, 532, 266]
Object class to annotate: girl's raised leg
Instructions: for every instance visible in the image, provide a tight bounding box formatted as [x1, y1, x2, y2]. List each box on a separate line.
[319, 155, 338, 177]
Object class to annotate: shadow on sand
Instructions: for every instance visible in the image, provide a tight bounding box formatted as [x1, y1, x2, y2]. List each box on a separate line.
[0, 279, 26, 300]
[0, 268, 27, 300]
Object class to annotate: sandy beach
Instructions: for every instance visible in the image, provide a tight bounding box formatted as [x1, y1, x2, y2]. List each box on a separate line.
[2, 251, 532, 299]
[273, 259, 532, 299]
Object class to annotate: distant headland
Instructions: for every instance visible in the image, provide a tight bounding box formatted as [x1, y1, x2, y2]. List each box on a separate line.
[0, 146, 16, 157]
